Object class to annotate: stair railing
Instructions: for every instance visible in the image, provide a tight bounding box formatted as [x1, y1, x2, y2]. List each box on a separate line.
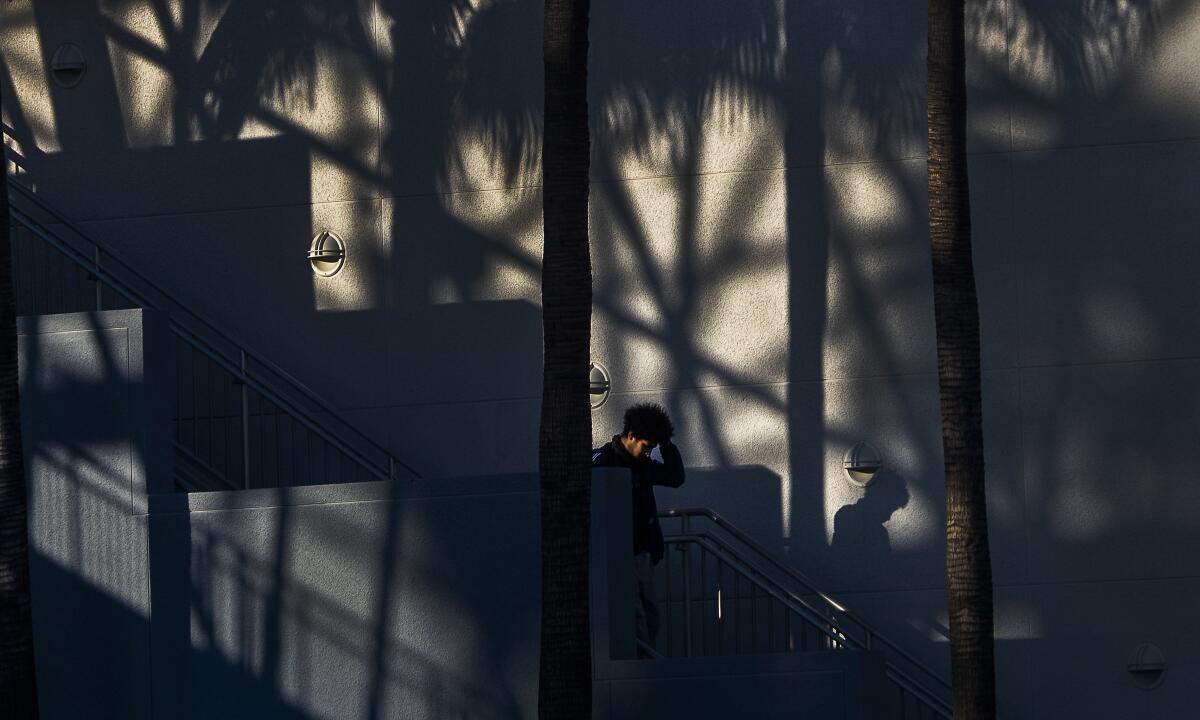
[6, 174, 420, 490]
[658, 508, 952, 720]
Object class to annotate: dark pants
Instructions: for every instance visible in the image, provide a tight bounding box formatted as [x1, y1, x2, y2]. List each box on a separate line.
[634, 552, 660, 657]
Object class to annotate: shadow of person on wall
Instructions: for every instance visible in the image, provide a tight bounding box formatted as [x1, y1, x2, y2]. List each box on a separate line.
[829, 476, 911, 564]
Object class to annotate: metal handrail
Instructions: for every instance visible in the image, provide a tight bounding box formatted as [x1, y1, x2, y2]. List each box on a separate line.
[664, 509, 858, 614]
[661, 507, 949, 691]
[678, 530, 951, 717]
[666, 533, 846, 646]
[6, 178, 421, 483]
[169, 320, 400, 483]
[661, 508, 952, 718]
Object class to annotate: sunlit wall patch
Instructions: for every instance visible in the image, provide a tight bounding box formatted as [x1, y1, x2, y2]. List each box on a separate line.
[308, 230, 346, 277]
[50, 44, 86, 89]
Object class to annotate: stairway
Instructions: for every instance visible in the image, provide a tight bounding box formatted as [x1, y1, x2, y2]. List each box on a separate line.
[7, 177, 418, 492]
[655, 508, 952, 719]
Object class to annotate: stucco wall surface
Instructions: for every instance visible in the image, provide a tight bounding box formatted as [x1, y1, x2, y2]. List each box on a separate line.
[6, 1, 1200, 717]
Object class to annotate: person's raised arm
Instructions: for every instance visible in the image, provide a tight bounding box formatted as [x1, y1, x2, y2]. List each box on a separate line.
[648, 441, 685, 488]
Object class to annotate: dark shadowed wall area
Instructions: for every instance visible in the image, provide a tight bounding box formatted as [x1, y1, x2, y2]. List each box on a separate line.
[7, 1, 1200, 717]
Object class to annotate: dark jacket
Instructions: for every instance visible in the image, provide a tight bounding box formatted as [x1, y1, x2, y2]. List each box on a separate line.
[591, 436, 685, 563]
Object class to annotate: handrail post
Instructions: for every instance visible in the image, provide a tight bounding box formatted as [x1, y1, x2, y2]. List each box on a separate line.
[240, 350, 250, 489]
[94, 246, 102, 311]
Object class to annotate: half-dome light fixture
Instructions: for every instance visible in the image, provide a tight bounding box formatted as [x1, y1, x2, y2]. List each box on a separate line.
[843, 442, 882, 488]
[51, 44, 86, 89]
[1127, 642, 1166, 690]
[589, 361, 611, 409]
[308, 230, 346, 277]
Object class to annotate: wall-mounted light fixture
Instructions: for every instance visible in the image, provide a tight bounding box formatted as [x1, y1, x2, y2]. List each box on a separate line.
[50, 44, 86, 89]
[1127, 643, 1166, 690]
[589, 361, 611, 409]
[843, 442, 882, 488]
[308, 230, 346, 277]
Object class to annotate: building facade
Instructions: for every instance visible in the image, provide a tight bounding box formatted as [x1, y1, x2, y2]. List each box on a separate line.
[4, 0, 1200, 717]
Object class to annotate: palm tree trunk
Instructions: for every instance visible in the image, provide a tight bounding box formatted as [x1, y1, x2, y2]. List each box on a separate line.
[0, 75, 39, 717]
[927, 0, 996, 717]
[539, 0, 592, 718]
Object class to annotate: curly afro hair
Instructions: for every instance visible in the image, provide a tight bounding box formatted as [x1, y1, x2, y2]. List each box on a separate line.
[622, 402, 674, 444]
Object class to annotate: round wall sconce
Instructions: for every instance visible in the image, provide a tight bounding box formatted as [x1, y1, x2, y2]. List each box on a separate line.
[308, 230, 346, 277]
[843, 442, 882, 488]
[1127, 643, 1166, 690]
[50, 44, 86, 89]
[589, 361, 611, 409]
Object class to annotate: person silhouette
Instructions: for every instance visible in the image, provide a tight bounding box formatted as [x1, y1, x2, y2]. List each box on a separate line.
[591, 403, 685, 657]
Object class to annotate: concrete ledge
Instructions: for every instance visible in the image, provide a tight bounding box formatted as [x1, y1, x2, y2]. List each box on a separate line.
[598, 650, 887, 720]
[602, 648, 883, 680]
[147, 471, 548, 513]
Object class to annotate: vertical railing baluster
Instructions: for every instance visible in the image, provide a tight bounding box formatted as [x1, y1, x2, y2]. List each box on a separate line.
[699, 546, 707, 655]
[94, 246, 102, 311]
[24, 225, 34, 313]
[750, 584, 757, 653]
[27, 230, 37, 314]
[34, 235, 45, 313]
[716, 560, 723, 655]
[240, 350, 250, 489]
[682, 524, 692, 658]
[733, 571, 740, 654]
[173, 335, 182, 446]
[190, 346, 199, 455]
[768, 598, 776, 652]
[274, 400, 281, 488]
[313, 428, 321, 486]
[341, 444, 349, 485]
[50, 239, 60, 313]
[664, 540, 673, 657]
[785, 609, 792, 651]
[58, 241, 68, 313]
[11, 225, 21, 314]
[206, 356, 214, 470]
[219, 360, 229, 481]
[287, 415, 295, 486]
[12, 225, 22, 314]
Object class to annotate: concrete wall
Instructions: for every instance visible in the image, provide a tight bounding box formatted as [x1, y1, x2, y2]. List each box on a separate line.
[147, 475, 545, 720]
[19, 310, 169, 719]
[148, 472, 879, 720]
[22, 308, 877, 719]
[7, 1, 1200, 717]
